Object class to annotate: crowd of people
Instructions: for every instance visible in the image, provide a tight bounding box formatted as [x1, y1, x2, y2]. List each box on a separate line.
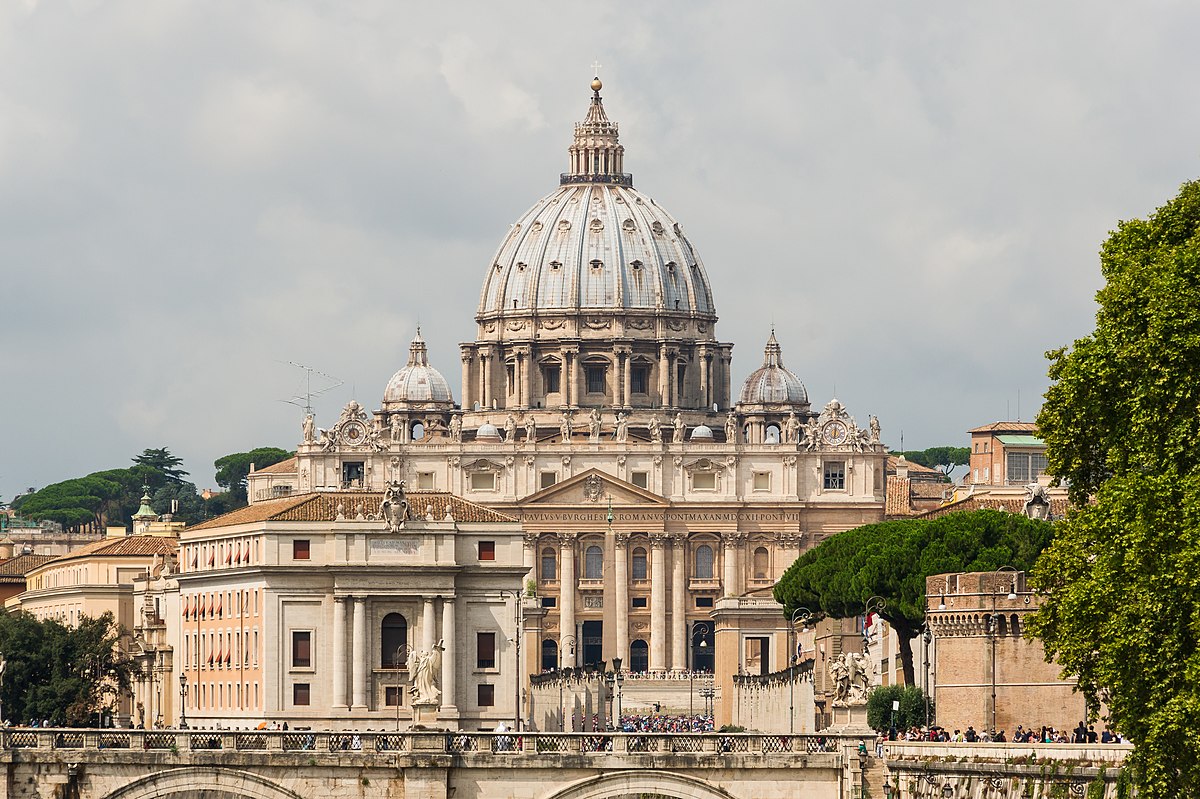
[617, 714, 714, 733]
[894, 722, 1124, 744]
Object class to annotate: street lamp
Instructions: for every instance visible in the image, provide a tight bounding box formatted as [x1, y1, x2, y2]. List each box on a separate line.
[788, 608, 813, 734]
[500, 590, 524, 731]
[689, 622, 710, 719]
[611, 656, 624, 728]
[988, 566, 1021, 735]
[178, 673, 188, 729]
[922, 625, 933, 730]
[558, 635, 576, 732]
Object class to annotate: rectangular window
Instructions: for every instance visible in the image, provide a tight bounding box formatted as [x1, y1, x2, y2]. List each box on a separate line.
[1006, 451, 1048, 484]
[293, 539, 310, 560]
[506, 363, 516, 395]
[342, 461, 364, 486]
[470, 472, 497, 491]
[696, 596, 715, 609]
[477, 632, 496, 669]
[540, 596, 557, 608]
[692, 472, 717, 491]
[417, 472, 435, 490]
[478, 684, 495, 707]
[753, 471, 771, 491]
[823, 461, 846, 490]
[293, 683, 310, 706]
[630, 471, 648, 489]
[631, 596, 648, 609]
[631, 365, 649, 395]
[385, 686, 404, 707]
[478, 541, 496, 561]
[292, 631, 312, 669]
[543, 365, 561, 395]
[676, 363, 686, 393]
[586, 365, 606, 394]
[540, 471, 558, 490]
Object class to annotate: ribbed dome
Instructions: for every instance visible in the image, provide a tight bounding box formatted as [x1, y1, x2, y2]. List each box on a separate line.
[739, 330, 809, 407]
[477, 81, 716, 319]
[382, 330, 454, 409]
[475, 422, 501, 442]
[690, 424, 714, 441]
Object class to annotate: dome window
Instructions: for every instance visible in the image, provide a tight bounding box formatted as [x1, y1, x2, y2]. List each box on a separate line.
[590, 259, 604, 271]
[651, 221, 665, 235]
[532, 221, 543, 232]
[558, 220, 572, 232]
[550, 260, 562, 271]
[589, 218, 604, 232]
[517, 262, 526, 271]
[622, 218, 636, 232]
[666, 261, 676, 274]
[630, 260, 643, 271]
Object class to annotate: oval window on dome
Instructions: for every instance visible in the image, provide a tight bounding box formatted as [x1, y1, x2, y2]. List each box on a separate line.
[630, 260, 643, 271]
[651, 221, 664, 235]
[589, 218, 604, 232]
[531, 221, 543, 232]
[558, 220, 571, 232]
[622, 218, 636, 232]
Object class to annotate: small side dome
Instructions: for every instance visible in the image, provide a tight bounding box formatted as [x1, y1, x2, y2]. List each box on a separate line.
[475, 422, 501, 442]
[383, 329, 455, 410]
[738, 330, 809, 408]
[690, 424, 714, 441]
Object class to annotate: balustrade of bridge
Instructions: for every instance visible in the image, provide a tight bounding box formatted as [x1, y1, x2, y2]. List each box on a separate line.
[0, 728, 859, 758]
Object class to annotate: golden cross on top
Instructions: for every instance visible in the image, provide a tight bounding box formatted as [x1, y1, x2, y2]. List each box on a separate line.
[591, 60, 602, 77]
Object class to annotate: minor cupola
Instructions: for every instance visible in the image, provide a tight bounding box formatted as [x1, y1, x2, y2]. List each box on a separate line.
[737, 329, 810, 408]
[382, 328, 455, 411]
[562, 77, 631, 187]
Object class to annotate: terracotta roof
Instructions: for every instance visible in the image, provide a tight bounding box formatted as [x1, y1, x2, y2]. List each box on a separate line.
[253, 457, 297, 475]
[917, 495, 1070, 520]
[38, 536, 178, 567]
[968, 421, 1039, 434]
[885, 476, 913, 517]
[911, 482, 952, 499]
[884, 456, 948, 480]
[0, 554, 56, 581]
[190, 491, 517, 531]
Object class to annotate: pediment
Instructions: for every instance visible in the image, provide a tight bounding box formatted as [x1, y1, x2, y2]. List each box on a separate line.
[520, 468, 668, 507]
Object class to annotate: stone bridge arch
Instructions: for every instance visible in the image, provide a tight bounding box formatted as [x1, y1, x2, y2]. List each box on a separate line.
[98, 766, 304, 799]
[540, 770, 742, 799]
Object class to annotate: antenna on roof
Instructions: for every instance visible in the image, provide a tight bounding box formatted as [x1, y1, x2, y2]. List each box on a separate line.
[279, 361, 344, 415]
[1017, 389, 1021, 422]
[900, 430, 904, 454]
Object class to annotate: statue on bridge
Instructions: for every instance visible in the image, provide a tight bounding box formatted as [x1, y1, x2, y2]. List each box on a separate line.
[410, 640, 445, 707]
[829, 652, 874, 706]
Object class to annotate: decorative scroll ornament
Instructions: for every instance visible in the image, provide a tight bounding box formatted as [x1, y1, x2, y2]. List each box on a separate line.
[380, 480, 409, 533]
[320, 399, 371, 451]
[583, 474, 604, 502]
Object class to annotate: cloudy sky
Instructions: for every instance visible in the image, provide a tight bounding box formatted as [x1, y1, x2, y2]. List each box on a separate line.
[3, 2, 1198, 499]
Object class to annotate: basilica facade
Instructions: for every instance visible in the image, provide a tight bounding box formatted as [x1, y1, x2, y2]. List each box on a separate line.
[234, 78, 886, 728]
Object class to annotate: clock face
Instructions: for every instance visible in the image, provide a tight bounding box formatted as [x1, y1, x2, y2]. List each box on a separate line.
[823, 421, 849, 446]
[343, 422, 367, 444]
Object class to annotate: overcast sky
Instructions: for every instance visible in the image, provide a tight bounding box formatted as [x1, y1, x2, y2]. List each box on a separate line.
[3, 2, 1198, 499]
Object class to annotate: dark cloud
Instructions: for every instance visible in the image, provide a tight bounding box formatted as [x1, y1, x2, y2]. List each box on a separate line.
[3, 1, 1198, 498]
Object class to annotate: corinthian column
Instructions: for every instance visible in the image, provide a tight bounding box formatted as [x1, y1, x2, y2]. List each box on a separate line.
[671, 533, 687, 671]
[614, 533, 630, 663]
[559, 532, 578, 667]
[441, 598, 457, 713]
[650, 534, 668, 671]
[332, 597, 348, 710]
[351, 597, 368, 710]
[723, 533, 742, 597]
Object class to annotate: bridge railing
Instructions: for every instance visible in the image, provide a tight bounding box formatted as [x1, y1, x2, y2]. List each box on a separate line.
[0, 728, 863, 757]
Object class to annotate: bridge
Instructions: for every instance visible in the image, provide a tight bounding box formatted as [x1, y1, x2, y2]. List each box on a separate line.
[0, 729, 880, 799]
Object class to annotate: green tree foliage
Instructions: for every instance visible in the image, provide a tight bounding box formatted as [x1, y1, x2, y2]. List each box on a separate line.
[213, 447, 293, 506]
[1031, 180, 1200, 797]
[896, 447, 969, 476]
[866, 684, 932, 733]
[774, 509, 1054, 684]
[131, 448, 189, 488]
[14, 475, 124, 532]
[0, 612, 131, 726]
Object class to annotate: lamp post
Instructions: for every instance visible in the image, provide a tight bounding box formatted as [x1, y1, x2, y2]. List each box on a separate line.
[558, 634, 576, 732]
[922, 625, 933, 730]
[178, 673, 188, 729]
[788, 608, 813, 734]
[611, 656, 623, 729]
[392, 644, 409, 731]
[689, 622, 710, 719]
[988, 566, 1020, 735]
[500, 589, 524, 731]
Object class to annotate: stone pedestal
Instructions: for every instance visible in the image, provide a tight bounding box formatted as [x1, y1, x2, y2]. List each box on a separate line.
[411, 702, 442, 728]
[829, 702, 871, 732]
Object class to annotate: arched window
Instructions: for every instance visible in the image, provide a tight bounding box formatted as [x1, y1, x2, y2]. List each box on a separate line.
[629, 640, 649, 673]
[695, 544, 714, 579]
[585, 545, 604, 580]
[632, 547, 648, 581]
[381, 613, 408, 667]
[541, 639, 559, 672]
[765, 424, 781, 443]
[753, 547, 769, 580]
[541, 547, 557, 581]
[411, 422, 425, 441]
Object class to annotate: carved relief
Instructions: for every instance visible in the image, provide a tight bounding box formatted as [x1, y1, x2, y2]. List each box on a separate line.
[582, 474, 604, 502]
[666, 319, 686, 331]
[628, 317, 653, 330]
[585, 316, 612, 330]
[506, 320, 528, 332]
[540, 318, 566, 330]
